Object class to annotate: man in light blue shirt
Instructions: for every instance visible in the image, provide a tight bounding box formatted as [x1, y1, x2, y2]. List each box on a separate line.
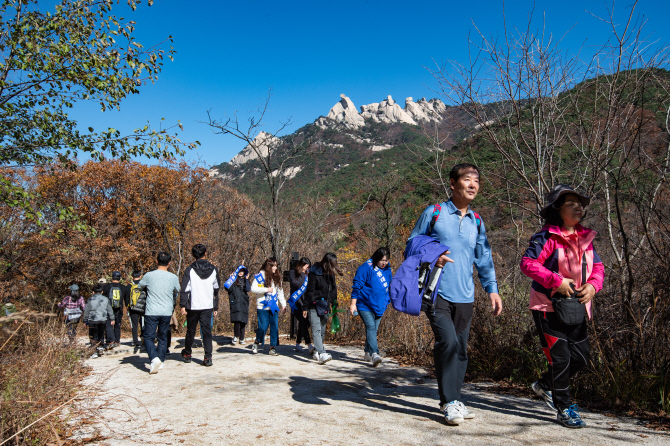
[408, 163, 503, 425]
[138, 251, 180, 374]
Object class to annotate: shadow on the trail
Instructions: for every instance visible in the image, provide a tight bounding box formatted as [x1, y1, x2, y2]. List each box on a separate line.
[118, 354, 148, 373]
[288, 372, 442, 423]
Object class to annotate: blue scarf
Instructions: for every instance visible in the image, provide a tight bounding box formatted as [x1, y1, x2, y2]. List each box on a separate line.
[255, 273, 279, 313]
[287, 274, 308, 311]
[367, 259, 389, 294]
[224, 265, 245, 290]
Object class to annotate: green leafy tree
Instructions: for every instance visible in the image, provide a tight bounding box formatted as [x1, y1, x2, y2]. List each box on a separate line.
[0, 0, 197, 207]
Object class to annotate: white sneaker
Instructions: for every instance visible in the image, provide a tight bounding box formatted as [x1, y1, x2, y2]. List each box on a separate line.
[318, 352, 332, 365]
[239, 339, 246, 345]
[232, 337, 238, 344]
[159, 362, 165, 370]
[363, 352, 372, 361]
[251, 343, 259, 354]
[149, 357, 161, 374]
[90, 352, 99, 359]
[295, 344, 304, 352]
[440, 401, 475, 420]
[443, 401, 464, 425]
[371, 353, 382, 367]
[312, 349, 319, 361]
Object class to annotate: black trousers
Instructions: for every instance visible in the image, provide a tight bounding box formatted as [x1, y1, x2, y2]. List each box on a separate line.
[104, 308, 123, 344]
[425, 298, 473, 405]
[184, 309, 213, 358]
[90, 322, 106, 347]
[129, 311, 144, 345]
[233, 322, 246, 340]
[532, 310, 590, 411]
[293, 309, 311, 344]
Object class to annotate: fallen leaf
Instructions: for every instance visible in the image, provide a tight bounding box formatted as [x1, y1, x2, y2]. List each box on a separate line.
[180, 387, 186, 391]
[286, 431, 293, 434]
[256, 435, 263, 438]
[638, 434, 649, 438]
[154, 428, 173, 434]
[198, 423, 207, 427]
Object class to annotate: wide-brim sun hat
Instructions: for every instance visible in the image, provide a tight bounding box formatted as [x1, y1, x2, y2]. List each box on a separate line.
[540, 184, 590, 219]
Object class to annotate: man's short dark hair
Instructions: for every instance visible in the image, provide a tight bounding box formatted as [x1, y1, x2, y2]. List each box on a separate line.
[191, 244, 207, 260]
[93, 284, 103, 293]
[449, 163, 480, 182]
[157, 252, 171, 266]
[131, 270, 142, 279]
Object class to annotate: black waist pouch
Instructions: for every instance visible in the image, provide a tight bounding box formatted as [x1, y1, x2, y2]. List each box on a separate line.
[551, 296, 586, 325]
[552, 253, 588, 325]
[314, 299, 329, 316]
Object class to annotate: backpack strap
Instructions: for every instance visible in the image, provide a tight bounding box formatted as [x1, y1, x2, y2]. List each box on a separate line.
[473, 211, 482, 235]
[427, 203, 442, 235]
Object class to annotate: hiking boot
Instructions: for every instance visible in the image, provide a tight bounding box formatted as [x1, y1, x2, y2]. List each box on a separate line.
[251, 342, 259, 354]
[318, 352, 332, 365]
[149, 357, 161, 374]
[181, 349, 192, 363]
[203, 357, 213, 367]
[532, 381, 556, 411]
[232, 337, 239, 345]
[269, 347, 279, 356]
[443, 401, 465, 425]
[371, 353, 382, 367]
[557, 405, 586, 428]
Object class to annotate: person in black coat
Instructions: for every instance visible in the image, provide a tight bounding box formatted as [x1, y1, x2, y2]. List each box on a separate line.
[227, 267, 251, 344]
[298, 252, 342, 364]
[289, 257, 312, 353]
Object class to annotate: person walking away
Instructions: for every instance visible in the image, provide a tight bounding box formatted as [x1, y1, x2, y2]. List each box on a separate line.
[408, 163, 503, 425]
[250, 257, 286, 356]
[179, 244, 220, 367]
[137, 252, 180, 374]
[299, 253, 342, 365]
[520, 185, 604, 428]
[226, 265, 251, 345]
[350, 248, 392, 367]
[58, 284, 85, 341]
[288, 257, 314, 354]
[128, 270, 147, 350]
[103, 271, 129, 349]
[83, 284, 115, 358]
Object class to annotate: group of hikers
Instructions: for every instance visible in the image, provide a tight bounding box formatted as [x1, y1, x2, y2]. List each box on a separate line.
[57, 163, 604, 430]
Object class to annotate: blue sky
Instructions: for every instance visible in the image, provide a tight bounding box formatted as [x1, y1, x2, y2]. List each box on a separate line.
[66, 0, 670, 166]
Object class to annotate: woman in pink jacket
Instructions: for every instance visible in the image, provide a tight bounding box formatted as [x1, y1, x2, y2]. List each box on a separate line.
[520, 185, 605, 429]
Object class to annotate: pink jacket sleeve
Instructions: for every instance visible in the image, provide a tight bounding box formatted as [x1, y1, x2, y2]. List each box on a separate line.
[520, 234, 563, 289]
[586, 245, 605, 292]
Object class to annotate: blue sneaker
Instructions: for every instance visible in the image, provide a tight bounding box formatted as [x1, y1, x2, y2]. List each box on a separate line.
[557, 404, 586, 428]
[532, 381, 556, 411]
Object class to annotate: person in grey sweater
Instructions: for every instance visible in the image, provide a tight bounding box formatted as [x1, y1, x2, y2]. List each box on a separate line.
[137, 251, 181, 374]
[83, 284, 115, 357]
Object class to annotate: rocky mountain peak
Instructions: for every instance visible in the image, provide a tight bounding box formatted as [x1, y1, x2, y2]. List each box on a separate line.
[317, 94, 447, 129]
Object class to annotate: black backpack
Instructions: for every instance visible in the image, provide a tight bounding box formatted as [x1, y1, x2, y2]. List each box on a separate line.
[109, 284, 122, 310]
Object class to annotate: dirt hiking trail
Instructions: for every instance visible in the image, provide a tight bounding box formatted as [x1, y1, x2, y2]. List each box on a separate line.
[78, 336, 669, 445]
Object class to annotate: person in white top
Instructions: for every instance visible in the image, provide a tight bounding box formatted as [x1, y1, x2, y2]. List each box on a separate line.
[250, 257, 286, 356]
[179, 244, 220, 367]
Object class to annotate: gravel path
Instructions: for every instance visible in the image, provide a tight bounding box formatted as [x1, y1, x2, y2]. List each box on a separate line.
[78, 336, 668, 445]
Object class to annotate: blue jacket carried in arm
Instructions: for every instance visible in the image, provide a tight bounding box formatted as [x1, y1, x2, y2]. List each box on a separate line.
[351, 260, 392, 317]
[408, 200, 498, 304]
